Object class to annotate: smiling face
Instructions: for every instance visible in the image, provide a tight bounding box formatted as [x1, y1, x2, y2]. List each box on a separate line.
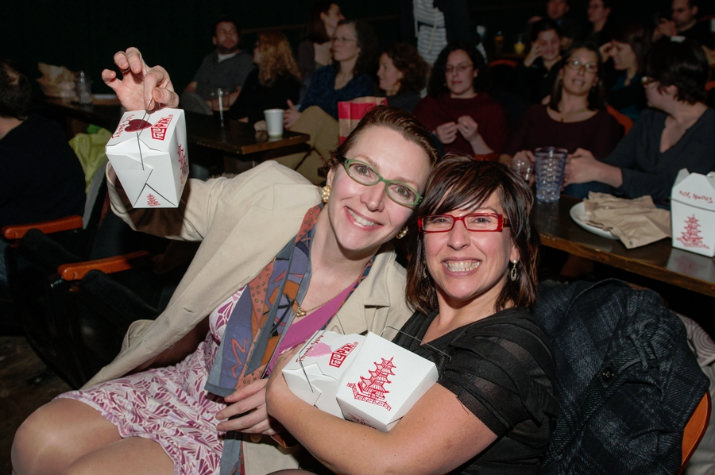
[377, 53, 404, 96]
[323, 126, 431, 260]
[445, 49, 477, 99]
[536, 29, 561, 62]
[423, 191, 518, 311]
[331, 23, 360, 63]
[213, 21, 239, 54]
[559, 48, 599, 96]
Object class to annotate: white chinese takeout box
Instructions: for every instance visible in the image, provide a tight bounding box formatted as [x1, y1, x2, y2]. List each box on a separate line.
[336, 332, 438, 431]
[282, 331, 366, 418]
[283, 330, 438, 431]
[105, 108, 189, 208]
[671, 169, 715, 257]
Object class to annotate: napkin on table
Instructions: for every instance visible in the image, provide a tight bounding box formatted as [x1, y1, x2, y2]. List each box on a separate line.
[582, 192, 671, 249]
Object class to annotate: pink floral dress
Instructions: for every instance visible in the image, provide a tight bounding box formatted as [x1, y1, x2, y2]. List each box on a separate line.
[58, 287, 245, 475]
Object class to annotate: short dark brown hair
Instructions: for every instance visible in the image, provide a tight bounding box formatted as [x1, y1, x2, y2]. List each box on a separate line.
[406, 157, 540, 314]
[646, 37, 708, 104]
[0, 59, 31, 119]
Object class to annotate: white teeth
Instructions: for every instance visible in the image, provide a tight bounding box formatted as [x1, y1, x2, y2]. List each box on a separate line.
[445, 260, 480, 272]
[348, 208, 377, 227]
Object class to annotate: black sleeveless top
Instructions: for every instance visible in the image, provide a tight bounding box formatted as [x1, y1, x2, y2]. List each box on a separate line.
[393, 308, 557, 474]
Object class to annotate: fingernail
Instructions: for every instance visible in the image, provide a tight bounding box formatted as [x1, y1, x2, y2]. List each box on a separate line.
[146, 98, 155, 111]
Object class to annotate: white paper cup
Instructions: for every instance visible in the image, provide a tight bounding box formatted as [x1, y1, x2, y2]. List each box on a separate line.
[264, 109, 284, 138]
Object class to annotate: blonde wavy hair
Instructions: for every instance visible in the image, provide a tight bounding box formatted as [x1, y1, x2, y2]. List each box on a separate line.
[256, 31, 301, 87]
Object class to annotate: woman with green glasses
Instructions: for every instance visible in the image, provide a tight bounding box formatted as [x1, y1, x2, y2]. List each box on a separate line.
[12, 46, 438, 474]
[266, 157, 556, 473]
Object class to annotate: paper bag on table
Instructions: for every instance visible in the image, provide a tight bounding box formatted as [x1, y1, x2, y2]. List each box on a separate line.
[36, 62, 77, 100]
[105, 108, 189, 208]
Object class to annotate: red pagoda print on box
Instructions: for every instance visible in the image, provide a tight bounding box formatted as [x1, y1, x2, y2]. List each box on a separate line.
[146, 193, 161, 207]
[677, 214, 709, 249]
[347, 357, 396, 411]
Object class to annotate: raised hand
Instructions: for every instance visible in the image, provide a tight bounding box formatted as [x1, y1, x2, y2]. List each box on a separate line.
[101, 47, 178, 112]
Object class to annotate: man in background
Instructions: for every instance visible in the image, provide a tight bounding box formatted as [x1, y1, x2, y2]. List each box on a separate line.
[181, 16, 254, 115]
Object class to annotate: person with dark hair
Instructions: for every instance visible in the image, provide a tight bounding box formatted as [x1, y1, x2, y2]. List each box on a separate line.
[584, 0, 615, 46]
[266, 156, 556, 474]
[600, 22, 650, 120]
[413, 42, 508, 157]
[528, 0, 585, 48]
[501, 43, 622, 197]
[376, 42, 429, 112]
[12, 46, 439, 473]
[0, 59, 85, 285]
[226, 30, 301, 124]
[566, 37, 715, 206]
[514, 18, 563, 105]
[653, 0, 715, 49]
[284, 18, 377, 126]
[297, 1, 344, 100]
[181, 16, 254, 115]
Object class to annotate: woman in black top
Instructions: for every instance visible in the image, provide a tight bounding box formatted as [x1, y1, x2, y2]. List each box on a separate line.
[267, 157, 556, 474]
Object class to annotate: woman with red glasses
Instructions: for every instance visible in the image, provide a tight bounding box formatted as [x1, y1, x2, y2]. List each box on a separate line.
[266, 157, 556, 474]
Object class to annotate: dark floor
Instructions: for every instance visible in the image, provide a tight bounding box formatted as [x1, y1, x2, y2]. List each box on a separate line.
[0, 335, 71, 474]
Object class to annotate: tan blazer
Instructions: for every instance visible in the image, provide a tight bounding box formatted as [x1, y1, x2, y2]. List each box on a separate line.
[85, 161, 413, 471]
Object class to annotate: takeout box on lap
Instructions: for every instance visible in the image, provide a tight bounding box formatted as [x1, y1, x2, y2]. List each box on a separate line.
[671, 169, 715, 257]
[105, 108, 189, 208]
[282, 331, 366, 418]
[336, 332, 438, 432]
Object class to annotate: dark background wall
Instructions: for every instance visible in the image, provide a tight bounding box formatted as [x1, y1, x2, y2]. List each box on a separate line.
[3, 0, 701, 96]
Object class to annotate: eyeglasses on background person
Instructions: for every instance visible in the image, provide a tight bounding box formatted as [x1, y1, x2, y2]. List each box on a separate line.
[565, 58, 598, 72]
[445, 62, 474, 74]
[339, 156, 423, 207]
[418, 213, 511, 233]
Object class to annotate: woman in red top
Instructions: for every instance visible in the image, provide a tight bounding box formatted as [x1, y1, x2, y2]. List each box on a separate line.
[413, 42, 508, 158]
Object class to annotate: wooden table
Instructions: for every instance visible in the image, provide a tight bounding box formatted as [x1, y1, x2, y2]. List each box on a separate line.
[533, 196, 715, 298]
[41, 98, 310, 168]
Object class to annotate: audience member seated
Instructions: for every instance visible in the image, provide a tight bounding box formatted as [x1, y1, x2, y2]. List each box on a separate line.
[600, 23, 649, 120]
[297, 1, 344, 102]
[501, 43, 622, 197]
[284, 18, 377, 126]
[653, 0, 715, 49]
[11, 46, 439, 474]
[278, 19, 378, 184]
[566, 37, 715, 207]
[584, 0, 615, 46]
[226, 31, 301, 125]
[180, 16, 254, 115]
[513, 19, 563, 105]
[527, 0, 585, 49]
[413, 42, 508, 157]
[266, 156, 556, 474]
[376, 42, 429, 113]
[0, 59, 85, 287]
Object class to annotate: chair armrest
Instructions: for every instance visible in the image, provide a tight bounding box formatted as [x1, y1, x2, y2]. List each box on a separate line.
[2, 215, 83, 241]
[58, 250, 151, 281]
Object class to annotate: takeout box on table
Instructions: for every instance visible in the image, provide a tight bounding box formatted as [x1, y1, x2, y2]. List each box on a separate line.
[105, 108, 189, 208]
[336, 332, 438, 431]
[282, 331, 366, 418]
[671, 169, 715, 257]
[283, 331, 438, 431]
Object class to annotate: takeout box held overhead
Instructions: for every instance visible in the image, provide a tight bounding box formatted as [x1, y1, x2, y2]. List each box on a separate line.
[105, 108, 189, 208]
[336, 332, 438, 432]
[282, 331, 366, 418]
[671, 169, 715, 257]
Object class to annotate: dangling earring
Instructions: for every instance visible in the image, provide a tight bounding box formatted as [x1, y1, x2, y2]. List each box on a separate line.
[396, 227, 408, 240]
[321, 185, 331, 204]
[509, 260, 519, 282]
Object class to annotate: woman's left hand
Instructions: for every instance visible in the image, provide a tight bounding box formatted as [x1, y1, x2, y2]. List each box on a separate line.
[456, 115, 480, 142]
[216, 379, 277, 435]
[283, 100, 301, 129]
[564, 148, 598, 186]
[265, 346, 302, 412]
